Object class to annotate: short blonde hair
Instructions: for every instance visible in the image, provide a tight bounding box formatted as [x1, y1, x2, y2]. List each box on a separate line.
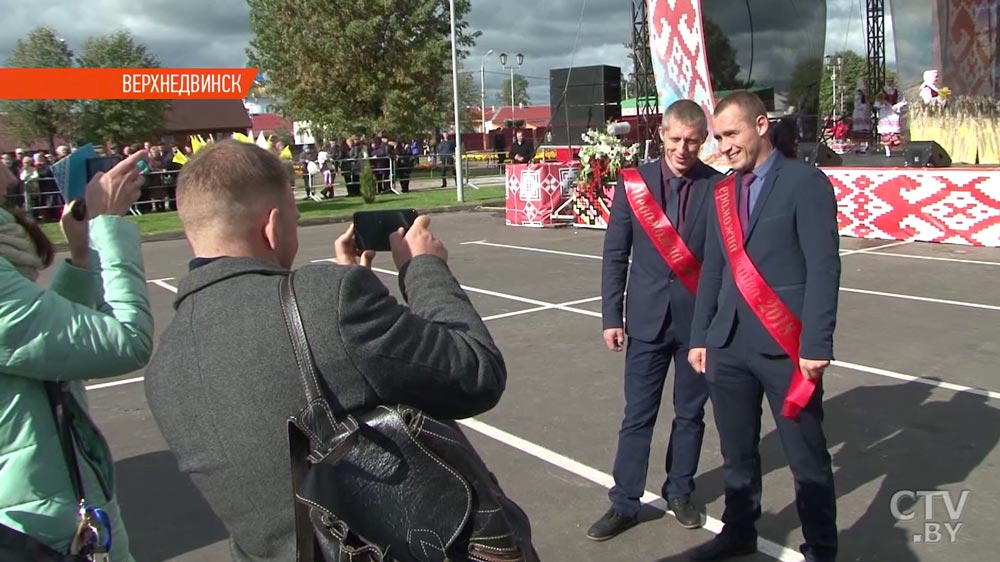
[177, 139, 291, 235]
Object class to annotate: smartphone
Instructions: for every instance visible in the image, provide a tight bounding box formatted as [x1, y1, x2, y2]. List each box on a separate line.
[86, 156, 122, 182]
[353, 209, 419, 252]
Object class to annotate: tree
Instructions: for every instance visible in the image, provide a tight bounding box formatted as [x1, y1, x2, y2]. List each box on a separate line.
[246, 0, 479, 139]
[787, 57, 823, 118]
[703, 17, 746, 91]
[0, 27, 76, 152]
[454, 69, 481, 133]
[496, 73, 530, 107]
[815, 50, 868, 118]
[76, 31, 167, 145]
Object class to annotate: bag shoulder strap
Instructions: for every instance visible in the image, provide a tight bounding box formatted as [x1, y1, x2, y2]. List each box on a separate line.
[279, 272, 328, 407]
[43, 382, 85, 506]
[279, 272, 361, 562]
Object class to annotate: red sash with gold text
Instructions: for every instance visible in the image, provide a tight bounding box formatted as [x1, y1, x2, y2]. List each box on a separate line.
[713, 174, 815, 420]
[621, 168, 701, 294]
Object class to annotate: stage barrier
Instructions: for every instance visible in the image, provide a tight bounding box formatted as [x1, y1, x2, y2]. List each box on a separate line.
[562, 167, 1000, 247]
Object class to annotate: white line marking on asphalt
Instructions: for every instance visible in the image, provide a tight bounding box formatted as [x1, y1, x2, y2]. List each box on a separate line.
[148, 279, 179, 293]
[860, 251, 1000, 267]
[461, 240, 603, 260]
[309, 259, 603, 318]
[840, 287, 1000, 311]
[830, 361, 1000, 400]
[838, 240, 912, 256]
[461, 242, 1000, 312]
[84, 377, 146, 391]
[458, 418, 805, 562]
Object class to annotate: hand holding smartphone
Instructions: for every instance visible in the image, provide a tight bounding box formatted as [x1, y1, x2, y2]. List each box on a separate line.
[352, 209, 419, 252]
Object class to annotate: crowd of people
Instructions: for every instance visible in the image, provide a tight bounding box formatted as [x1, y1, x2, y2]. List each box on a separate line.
[0, 89, 842, 562]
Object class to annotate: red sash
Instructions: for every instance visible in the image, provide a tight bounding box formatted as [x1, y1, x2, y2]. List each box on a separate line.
[621, 168, 701, 294]
[713, 174, 815, 420]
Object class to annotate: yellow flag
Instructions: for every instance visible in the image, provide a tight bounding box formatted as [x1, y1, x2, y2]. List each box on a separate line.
[233, 132, 254, 144]
[190, 135, 204, 153]
[172, 151, 189, 165]
[279, 145, 292, 160]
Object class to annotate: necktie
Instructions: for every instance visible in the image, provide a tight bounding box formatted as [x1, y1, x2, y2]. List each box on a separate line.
[739, 172, 757, 230]
[666, 176, 685, 228]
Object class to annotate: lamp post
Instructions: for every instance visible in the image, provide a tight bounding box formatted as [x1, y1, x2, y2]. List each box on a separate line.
[499, 52, 525, 121]
[824, 55, 843, 117]
[480, 50, 493, 153]
[448, 0, 465, 202]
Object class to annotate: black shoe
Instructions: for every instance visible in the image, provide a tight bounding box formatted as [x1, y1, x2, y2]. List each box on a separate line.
[668, 497, 703, 529]
[689, 533, 757, 561]
[586, 508, 639, 541]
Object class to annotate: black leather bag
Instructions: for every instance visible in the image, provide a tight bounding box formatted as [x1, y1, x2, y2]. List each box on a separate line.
[279, 273, 538, 562]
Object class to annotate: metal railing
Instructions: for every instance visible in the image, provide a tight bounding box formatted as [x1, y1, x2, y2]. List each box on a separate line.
[4, 153, 510, 222]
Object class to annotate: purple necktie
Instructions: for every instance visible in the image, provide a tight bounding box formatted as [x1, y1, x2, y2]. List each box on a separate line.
[739, 172, 757, 230]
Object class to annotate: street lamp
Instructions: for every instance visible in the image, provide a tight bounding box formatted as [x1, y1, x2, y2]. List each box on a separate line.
[500, 52, 525, 121]
[481, 49, 493, 152]
[824, 55, 843, 117]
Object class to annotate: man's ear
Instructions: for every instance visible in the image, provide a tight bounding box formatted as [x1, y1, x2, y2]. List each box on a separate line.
[263, 207, 281, 251]
[757, 115, 770, 137]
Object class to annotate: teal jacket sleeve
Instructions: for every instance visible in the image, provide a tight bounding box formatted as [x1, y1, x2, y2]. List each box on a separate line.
[47, 252, 100, 307]
[0, 216, 153, 380]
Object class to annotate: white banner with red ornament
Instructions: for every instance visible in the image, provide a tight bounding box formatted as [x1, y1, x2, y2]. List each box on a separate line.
[565, 167, 1000, 247]
[827, 168, 1000, 247]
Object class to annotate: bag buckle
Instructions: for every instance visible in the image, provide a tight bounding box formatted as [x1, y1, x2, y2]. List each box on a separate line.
[309, 414, 360, 464]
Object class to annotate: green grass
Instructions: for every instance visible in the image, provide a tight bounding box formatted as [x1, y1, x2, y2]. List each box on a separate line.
[41, 185, 505, 243]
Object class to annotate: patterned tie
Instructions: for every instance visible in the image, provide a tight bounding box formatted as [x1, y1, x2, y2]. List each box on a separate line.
[739, 172, 757, 230]
[666, 176, 685, 227]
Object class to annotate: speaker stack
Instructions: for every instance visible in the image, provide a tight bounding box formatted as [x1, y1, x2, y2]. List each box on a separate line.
[548, 65, 622, 146]
[902, 141, 952, 167]
[797, 142, 843, 167]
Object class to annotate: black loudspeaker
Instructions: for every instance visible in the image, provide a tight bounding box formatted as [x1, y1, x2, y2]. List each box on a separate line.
[798, 142, 842, 167]
[548, 65, 622, 146]
[903, 141, 952, 167]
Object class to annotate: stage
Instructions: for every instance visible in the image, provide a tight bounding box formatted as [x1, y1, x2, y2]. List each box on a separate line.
[504, 157, 1000, 248]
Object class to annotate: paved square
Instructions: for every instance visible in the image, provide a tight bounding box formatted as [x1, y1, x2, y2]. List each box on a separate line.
[52, 209, 1000, 562]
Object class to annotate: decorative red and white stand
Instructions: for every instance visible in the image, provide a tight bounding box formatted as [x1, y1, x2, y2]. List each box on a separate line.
[505, 162, 581, 227]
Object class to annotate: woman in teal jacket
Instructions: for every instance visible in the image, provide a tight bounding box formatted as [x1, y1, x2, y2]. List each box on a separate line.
[0, 151, 152, 562]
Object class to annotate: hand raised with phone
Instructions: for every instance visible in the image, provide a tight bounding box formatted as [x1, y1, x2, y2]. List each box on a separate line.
[334, 224, 376, 269]
[85, 150, 148, 218]
[389, 215, 447, 269]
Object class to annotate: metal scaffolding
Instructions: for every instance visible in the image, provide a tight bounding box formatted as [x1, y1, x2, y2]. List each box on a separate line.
[630, 0, 659, 149]
[866, 0, 886, 143]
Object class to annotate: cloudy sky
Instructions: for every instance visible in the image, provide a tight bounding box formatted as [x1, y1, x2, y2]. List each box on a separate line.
[1, 0, 930, 109]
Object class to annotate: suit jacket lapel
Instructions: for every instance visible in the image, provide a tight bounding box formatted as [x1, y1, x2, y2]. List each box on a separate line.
[744, 155, 783, 242]
[638, 160, 665, 210]
[681, 163, 711, 238]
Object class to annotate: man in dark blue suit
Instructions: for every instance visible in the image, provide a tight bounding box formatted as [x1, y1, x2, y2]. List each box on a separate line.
[687, 91, 841, 561]
[589, 100, 723, 541]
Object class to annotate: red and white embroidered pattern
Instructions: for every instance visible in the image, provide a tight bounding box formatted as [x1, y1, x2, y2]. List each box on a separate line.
[647, 0, 721, 164]
[828, 168, 1000, 247]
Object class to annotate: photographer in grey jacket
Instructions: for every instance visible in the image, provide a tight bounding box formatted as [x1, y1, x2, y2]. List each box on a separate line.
[145, 140, 511, 562]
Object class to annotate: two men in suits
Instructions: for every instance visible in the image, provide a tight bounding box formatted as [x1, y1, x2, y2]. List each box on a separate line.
[590, 100, 723, 540]
[687, 90, 841, 561]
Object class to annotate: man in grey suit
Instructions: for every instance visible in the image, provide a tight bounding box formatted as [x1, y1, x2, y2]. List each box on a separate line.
[144, 140, 527, 562]
[687, 91, 841, 562]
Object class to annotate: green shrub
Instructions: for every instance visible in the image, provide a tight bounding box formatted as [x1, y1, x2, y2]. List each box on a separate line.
[360, 159, 377, 204]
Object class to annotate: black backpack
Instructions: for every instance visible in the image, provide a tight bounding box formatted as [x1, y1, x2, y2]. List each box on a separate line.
[279, 273, 539, 562]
